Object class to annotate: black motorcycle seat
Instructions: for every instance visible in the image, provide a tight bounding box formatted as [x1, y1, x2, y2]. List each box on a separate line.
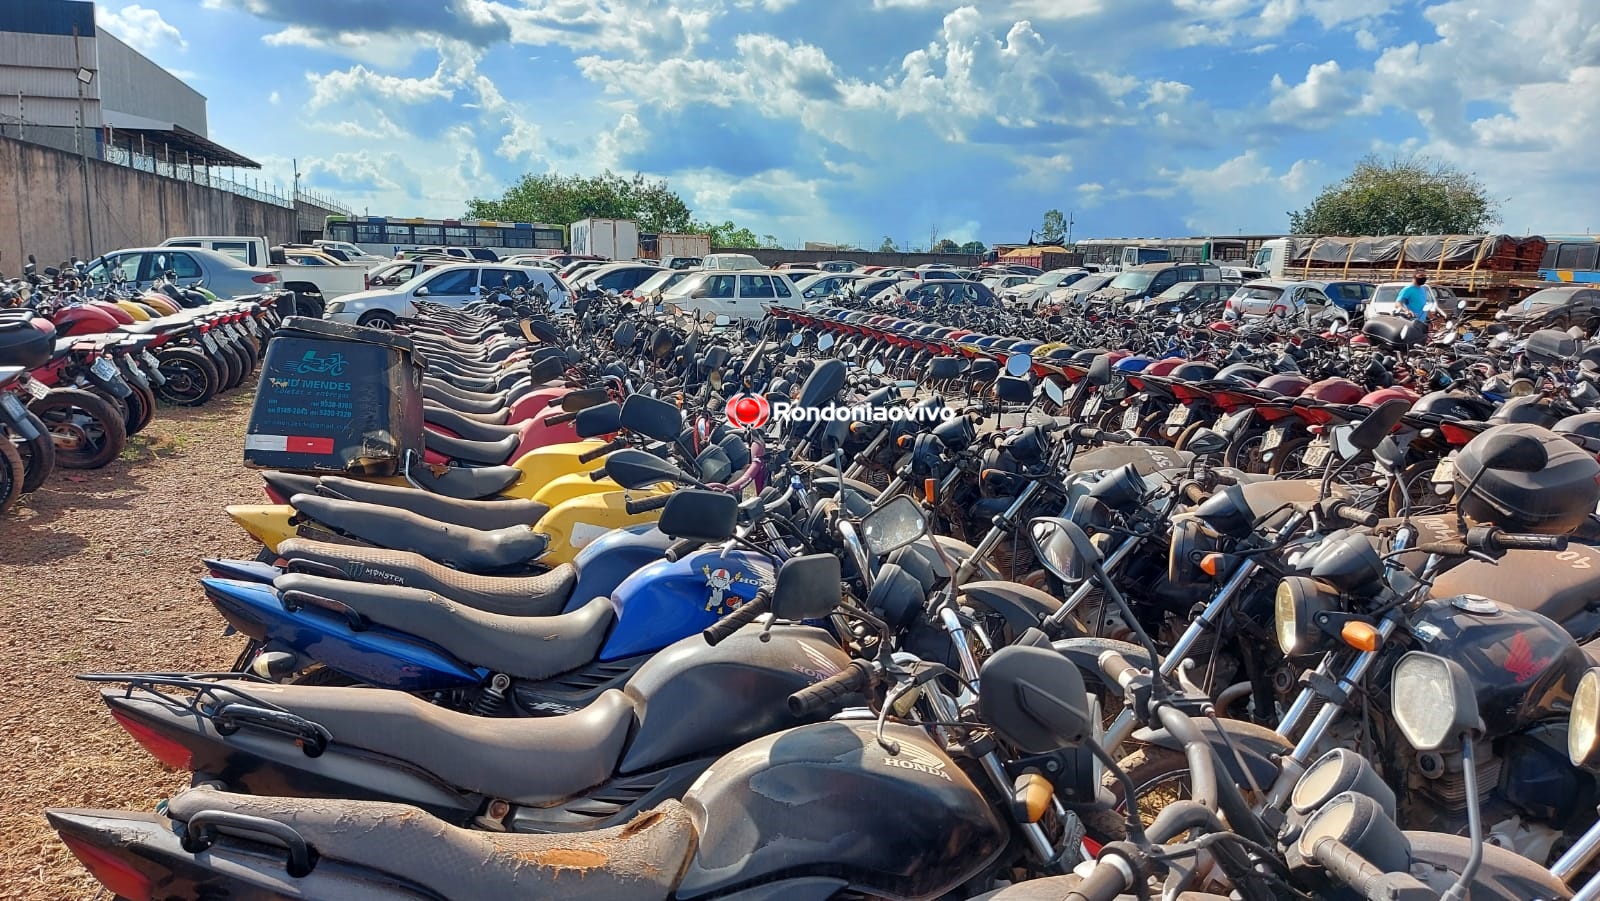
[262, 470, 322, 502]
[424, 429, 519, 466]
[433, 406, 512, 426]
[1432, 548, 1600, 629]
[274, 572, 613, 680]
[424, 376, 510, 405]
[289, 494, 549, 573]
[163, 788, 690, 901]
[423, 403, 521, 443]
[423, 382, 504, 416]
[278, 538, 575, 616]
[404, 460, 520, 499]
[316, 477, 548, 531]
[218, 683, 639, 804]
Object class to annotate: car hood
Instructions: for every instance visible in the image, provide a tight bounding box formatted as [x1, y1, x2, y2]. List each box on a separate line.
[329, 287, 404, 305]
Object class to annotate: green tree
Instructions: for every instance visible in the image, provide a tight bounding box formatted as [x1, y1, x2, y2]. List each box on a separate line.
[931, 238, 962, 253]
[1288, 154, 1501, 235]
[465, 170, 693, 233]
[695, 220, 761, 248]
[1039, 209, 1066, 244]
[878, 236, 898, 253]
[959, 240, 987, 254]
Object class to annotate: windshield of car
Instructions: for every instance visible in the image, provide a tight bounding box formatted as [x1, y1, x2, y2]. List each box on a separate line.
[1520, 288, 1572, 307]
[1370, 285, 1400, 307]
[1108, 271, 1155, 291]
[1157, 283, 1192, 299]
[1233, 284, 1285, 302]
[635, 270, 682, 295]
[662, 273, 706, 297]
[1071, 274, 1114, 293]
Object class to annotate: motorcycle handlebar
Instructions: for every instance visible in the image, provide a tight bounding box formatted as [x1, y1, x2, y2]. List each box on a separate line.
[1069, 425, 1130, 445]
[1312, 837, 1392, 901]
[625, 494, 672, 515]
[663, 538, 703, 563]
[1098, 650, 1138, 690]
[546, 409, 579, 425]
[578, 439, 624, 464]
[1496, 532, 1567, 552]
[1418, 528, 1569, 557]
[1181, 482, 1208, 505]
[1065, 852, 1137, 901]
[1328, 500, 1380, 528]
[703, 590, 771, 646]
[787, 659, 873, 716]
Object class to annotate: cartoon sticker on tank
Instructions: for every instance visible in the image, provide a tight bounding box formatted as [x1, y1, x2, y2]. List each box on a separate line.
[702, 565, 755, 614]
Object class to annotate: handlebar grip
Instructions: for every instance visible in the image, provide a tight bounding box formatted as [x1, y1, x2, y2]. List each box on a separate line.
[546, 409, 579, 425]
[625, 494, 671, 515]
[703, 591, 771, 646]
[1098, 650, 1138, 688]
[578, 439, 623, 464]
[663, 538, 703, 563]
[1312, 837, 1391, 901]
[787, 659, 873, 716]
[1065, 858, 1136, 901]
[1331, 501, 1380, 528]
[1496, 533, 1568, 552]
[1181, 483, 1208, 505]
[589, 466, 611, 481]
[1415, 540, 1469, 557]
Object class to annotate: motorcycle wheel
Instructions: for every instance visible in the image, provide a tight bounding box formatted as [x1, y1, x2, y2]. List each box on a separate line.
[1224, 426, 1271, 473]
[1082, 745, 1194, 840]
[207, 345, 238, 394]
[0, 436, 22, 515]
[30, 388, 127, 469]
[155, 347, 219, 406]
[217, 342, 245, 391]
[1388, 459, 1455, 517]
[12, 412, 56, 493]
[1265, 434, 1313, 477]
[121, 381, 158, 436]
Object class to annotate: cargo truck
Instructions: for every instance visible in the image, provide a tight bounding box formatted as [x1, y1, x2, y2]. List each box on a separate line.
[1252, 234, 1549, 313]
[570, 218, 640, 260]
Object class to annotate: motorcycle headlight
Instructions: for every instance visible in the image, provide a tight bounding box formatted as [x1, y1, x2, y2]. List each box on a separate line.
[1391, 651, 1481, 752]
[1275, 576, 1333, 656]
[1570, 667, 1600, 767]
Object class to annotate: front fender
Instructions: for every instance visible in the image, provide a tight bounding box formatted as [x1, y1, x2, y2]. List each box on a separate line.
[960, 580, 1062, 636]
[1131, 717, 1291, 789]
[1051, 636, 1153, 693]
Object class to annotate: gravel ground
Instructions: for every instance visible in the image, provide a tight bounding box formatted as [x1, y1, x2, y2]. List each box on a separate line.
[0, 384, 259, 899]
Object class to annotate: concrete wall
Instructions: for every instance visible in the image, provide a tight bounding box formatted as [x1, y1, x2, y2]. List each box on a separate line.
[0, 134, 296, 269]
[716, 247, 980, 268]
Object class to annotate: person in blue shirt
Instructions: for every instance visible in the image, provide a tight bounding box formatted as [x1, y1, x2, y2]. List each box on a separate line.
[1396, 272, 1431, 320]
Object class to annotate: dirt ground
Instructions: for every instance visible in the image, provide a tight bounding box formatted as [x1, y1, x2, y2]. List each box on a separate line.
[0, 384, 260, 899]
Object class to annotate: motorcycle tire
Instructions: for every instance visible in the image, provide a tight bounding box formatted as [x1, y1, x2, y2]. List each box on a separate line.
[1223, 426, 1271, 473]
[1265, 434, 1314, 477]
[121, 381, 157, 436]
[207, 344, 238, 393]
[218, 341, 246, 391]
[0, 436, 23, 516]
[155, 346, 219, 406]
[30, 388, 127, 470]
[237, 332, 261, 373]
[12, 412, 56, 493]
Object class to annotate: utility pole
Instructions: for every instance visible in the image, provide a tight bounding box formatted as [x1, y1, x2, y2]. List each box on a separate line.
[72, 26, 95, 256]
[1066, 211, 1074, 247]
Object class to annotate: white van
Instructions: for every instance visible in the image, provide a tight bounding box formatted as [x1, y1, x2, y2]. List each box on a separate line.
[660, 269, 799, 320]
[701, 253, 765, 270]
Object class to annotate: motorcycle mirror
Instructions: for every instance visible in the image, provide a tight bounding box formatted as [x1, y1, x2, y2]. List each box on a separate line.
[770, 553, 843, 622]
[929, 356, 965, 380]
[771, 318, 793, 338]
[715, 314, 731, 327]
[43, 266, 59, 278]
[1185, 428, 1227, 456]
[1391, 652, 1482, 752]
[605, 448, 697, 489]
[1004, 353, 1033, 378]
[995, 375, 1033, 404]
[978, 645, 1091, 754]
[1029, 517, 1096, 583]
[1042, 378, 1066, 405]
[621, 394, 685, 442]
[574, 401, 622, 439]
[657, 488, 738, 542]
[560, 387, 610, 412]
[790, 333, 804, 348]
[817, 333, 836, 352]
[795, 358, 847, 413]
[649, 327, 678, 362]
[1347, 398, 1410, 452]
[867, 358, 887, 376]
[694, 445, 733, 484]
[967, 359, 999, 383]
[527, 357, 565, 384]
[525, 319, 562, 345]
[860, 495, 928, 556]
[1475, 427, 1549, 473]
[1087, 353, 1112, 387]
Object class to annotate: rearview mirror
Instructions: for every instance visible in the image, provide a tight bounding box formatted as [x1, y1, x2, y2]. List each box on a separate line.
[1087, 353, 1112, 387]
[1029, 517, 1100, 583]
[620, 394, 685, 442]
[1004, 353, 1032, 378]
[560, 387, 610, 412]
[1043, 378, 1066, 405]
[929, 356, 965, 380]
[1185, 428, 1227, 456]
[657, 489, 738, 542]
[995, 375, 1033, 404]
[574, 402, 622, 439]
[715, 314, 731, 326]
[605, 448, 694, 489]
[867, 359, 887, 376]
[414, 286, 430, 297]
[1348, 398, 1411, 451]
[860, 495, 928, 556]
[978, 645, 1091, 754]
[770, 553, 843, 621]
[818, 334, 836, 352]
[790, 333, 804, 348]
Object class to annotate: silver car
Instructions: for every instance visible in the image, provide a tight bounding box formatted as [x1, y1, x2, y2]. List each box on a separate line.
[82, 246, 279, 298]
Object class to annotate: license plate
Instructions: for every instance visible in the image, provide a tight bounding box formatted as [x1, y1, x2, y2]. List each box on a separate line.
[1302, 440, 1331, 469]
[1262, 425, 1287, 451]
[1063, 381, 1081, 402]
[1166, 405, 1190, 427]
[1121, 405, 1142, 429]
[1083, 395, 1102, 417]
[142, 350, 162, 371]
[91, 357, 117, 380]
[202, 333, 218, 352]
[0, 392, 26, 420]
[25, 379, 49, 400]
[1431, 458, 1456, 484]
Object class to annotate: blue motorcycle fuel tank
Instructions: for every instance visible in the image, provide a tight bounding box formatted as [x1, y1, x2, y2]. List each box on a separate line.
[599, 548, 775, 661]
[564, 524, 676, 613]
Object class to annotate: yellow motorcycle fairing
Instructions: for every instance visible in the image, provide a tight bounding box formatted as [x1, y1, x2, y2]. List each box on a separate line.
[533, 484, 673, 566]
[226, 504, 300, 553]
[532, 471, 622, 508]
[304, 441, 609, 501]
[114, 300, 152, 321]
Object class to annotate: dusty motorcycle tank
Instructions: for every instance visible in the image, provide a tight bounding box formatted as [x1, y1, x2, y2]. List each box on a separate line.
[674, 721, 1007, 899]
[1431, 546, 1600, 642]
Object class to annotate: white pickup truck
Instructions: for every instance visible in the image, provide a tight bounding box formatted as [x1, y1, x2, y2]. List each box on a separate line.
[160, 235, 371, 318]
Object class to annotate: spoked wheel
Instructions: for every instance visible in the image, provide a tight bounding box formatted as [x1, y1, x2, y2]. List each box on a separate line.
[30, 388, 127, 469]
[155, 347, 219, 406]
[1081, 746, 1195, 841]
[1224, 427, 1271, 473]
[1389, 459, 1455, 517]
[1266, 435, 1314, 477]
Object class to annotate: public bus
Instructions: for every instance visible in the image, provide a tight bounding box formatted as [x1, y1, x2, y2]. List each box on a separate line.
[1074, 236, 1278, 269]
[1540, 236, 1600, 284]
[322, 216, 568, 258]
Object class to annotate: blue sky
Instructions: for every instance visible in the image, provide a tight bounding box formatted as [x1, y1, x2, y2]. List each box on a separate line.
[97, 0, 1600, 248]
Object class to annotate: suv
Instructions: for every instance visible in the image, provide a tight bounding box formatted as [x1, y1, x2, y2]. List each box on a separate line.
[1131, 280, 1234, 315]
[660, 270, 800, 319]
[1365, 282, 1461, 319]
[324, 263, 568, 328]
[1225, 279, 1340, 320]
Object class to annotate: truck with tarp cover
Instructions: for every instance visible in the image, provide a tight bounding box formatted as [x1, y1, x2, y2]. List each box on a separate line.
[1252, 234, 1548, 312]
